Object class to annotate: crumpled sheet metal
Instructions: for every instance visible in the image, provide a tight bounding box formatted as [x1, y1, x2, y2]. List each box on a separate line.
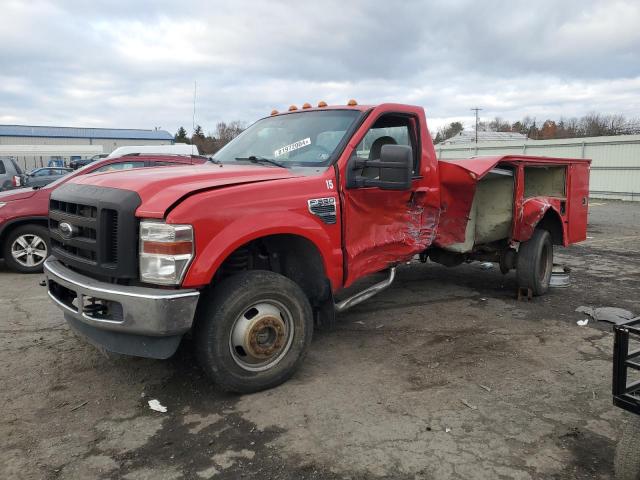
[575, 306, 636, 325]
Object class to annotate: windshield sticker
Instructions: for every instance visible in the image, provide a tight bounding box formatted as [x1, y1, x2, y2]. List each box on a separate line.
[274, 137, 311, 157]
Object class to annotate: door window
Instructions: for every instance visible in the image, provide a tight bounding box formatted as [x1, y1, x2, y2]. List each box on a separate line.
[355, 114, 419, 178]
[0, 162, 6, 175]
[34, 169, 51, 177]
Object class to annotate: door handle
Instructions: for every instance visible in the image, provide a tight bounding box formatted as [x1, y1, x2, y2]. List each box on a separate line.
[409, 187, 429, 205]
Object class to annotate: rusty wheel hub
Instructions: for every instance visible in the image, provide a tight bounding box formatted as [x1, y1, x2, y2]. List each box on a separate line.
[230, 301, 294, 372]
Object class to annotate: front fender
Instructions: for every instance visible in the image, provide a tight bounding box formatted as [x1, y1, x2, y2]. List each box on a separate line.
[181, 210, 342, 290]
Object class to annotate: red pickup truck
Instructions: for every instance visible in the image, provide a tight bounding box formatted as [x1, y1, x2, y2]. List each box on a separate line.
[44, 102, 590, 392]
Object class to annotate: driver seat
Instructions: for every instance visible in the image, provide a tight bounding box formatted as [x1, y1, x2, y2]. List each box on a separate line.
[362, 136, 397, 179]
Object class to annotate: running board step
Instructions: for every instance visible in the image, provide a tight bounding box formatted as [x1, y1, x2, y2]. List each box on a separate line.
[334, 267, 396, 312]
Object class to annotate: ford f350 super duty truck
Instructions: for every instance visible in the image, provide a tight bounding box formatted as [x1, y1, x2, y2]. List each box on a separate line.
[44, 101, 591, 392]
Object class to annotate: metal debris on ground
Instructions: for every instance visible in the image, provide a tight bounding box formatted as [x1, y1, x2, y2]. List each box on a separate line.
[479, 262, 494, 270]
[461, 399, 478, 410]
[478, 384, 492, 392]
[575, 306, 635, 325]
[148, 399, 168, 413]
[576, 319, 589, 326]
[550, 264, 571, 288]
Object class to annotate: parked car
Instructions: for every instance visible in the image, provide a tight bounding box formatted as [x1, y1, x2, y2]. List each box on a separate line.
[69, 154, 108, 170]
[0, 157, 26, 192]
[25, 167, 73, 188]
[0, 154, 206, 273]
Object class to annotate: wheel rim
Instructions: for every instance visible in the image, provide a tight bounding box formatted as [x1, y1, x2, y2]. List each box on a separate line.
[229, 300, 294, 372]
[11, 234, 48, 268]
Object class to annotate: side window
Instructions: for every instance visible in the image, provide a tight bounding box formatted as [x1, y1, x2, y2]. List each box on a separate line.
[34, 169, 50, 177]
[152, 161, 185, 167]
[93, 161, 145, 173]
[0, 161, 6, 175]
[355, 114, 419, 178]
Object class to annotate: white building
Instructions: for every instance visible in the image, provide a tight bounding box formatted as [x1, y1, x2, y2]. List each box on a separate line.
[0, 125, 174, 170]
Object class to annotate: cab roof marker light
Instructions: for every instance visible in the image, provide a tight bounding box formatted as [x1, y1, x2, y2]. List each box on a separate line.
[302, 102, 312, 109]
[270, 109, 279, 116]
[347, 99, 358, 106]
[288, 105, 298, 111]
[318, 101, 327, 107]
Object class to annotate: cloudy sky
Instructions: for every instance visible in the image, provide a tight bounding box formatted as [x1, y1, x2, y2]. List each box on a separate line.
[1, 0, 640, 135]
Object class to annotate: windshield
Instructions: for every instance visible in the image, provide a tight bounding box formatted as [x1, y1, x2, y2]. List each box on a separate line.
[213, 110, 362, 168]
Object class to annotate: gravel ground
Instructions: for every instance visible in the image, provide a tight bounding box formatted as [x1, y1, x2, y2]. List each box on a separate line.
[1, 200, 639, 480]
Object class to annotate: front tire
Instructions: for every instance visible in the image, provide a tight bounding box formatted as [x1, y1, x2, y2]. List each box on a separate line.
[615, 415, 640, 480]
[516, 229, 553, 296]
[2, 224, 50, 273]
[195, 270, 313, 393]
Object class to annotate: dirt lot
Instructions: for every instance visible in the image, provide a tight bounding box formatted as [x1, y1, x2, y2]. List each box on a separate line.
[1, 200, 639, 480]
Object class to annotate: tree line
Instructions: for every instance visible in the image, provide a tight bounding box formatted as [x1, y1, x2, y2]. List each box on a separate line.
[174, 121, 246, 154]
[434, 113, 640, 144]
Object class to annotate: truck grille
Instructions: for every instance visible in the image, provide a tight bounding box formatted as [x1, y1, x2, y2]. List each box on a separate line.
[49, 184, 141, 280]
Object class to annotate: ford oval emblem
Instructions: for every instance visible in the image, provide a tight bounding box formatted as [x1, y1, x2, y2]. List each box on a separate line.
[59, 222, 76, 239]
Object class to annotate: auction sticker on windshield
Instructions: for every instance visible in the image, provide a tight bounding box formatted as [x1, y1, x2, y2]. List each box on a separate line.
[274, 138, 311, 157]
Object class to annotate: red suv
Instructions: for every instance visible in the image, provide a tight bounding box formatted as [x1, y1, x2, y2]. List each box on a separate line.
[0, 155, 206, 273]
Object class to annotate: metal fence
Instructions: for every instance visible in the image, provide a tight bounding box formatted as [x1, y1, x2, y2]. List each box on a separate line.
[436, 134, 640, 201]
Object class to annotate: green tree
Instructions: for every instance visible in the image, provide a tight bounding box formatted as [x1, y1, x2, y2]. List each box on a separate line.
[174, 126, 189, 143]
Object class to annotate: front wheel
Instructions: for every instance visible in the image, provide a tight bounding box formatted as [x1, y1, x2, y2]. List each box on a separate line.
[195, 270, 313, 393]
[516, 229, 553, 296]
[616, 415, 640, 480]
[2, 224, 50, 273]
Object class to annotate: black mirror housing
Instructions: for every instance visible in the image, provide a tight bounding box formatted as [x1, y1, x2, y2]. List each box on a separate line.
[347, 144, 413, 190]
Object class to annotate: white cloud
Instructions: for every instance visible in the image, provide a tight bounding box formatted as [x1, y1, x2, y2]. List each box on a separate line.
[0, 0, 639, 134]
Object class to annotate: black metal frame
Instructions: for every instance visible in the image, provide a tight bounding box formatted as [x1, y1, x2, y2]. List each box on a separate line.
[613, 316, 640, 416]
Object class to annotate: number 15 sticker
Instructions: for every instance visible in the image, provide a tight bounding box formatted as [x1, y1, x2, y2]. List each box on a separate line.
[326, 179, 334, 190]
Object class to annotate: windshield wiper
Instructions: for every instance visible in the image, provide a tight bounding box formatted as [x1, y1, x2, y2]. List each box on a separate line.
[207, 157, 222, 164]
[235, 156, 287, 169]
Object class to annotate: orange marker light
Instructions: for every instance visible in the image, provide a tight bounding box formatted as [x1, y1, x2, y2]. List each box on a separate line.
[270, 109, 279, 116]
[317, 100, 328, 107]
[288, 104, 298, 111]
[302, 102, 312, 109]
[347, 99, 358, 106]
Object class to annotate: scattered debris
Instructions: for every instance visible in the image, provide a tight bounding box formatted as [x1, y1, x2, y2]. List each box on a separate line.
[479, 262, 494, 270]
[354, 321, 365, 325]
[375, 324, 384, 329]
[576, 319, 589, 326]
[445, 427, 451, 433]
[70, 400, 88, 412]
[461, 399, 478, 410]
[148, 399, 167, 413]
[480, 298, 487, 302]
[575, 306, 635, 325]
[478, 384, 492, 392]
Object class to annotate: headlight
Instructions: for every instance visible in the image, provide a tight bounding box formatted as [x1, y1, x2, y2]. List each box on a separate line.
[0, 202, 6, 209]
[139, 220, 194, 285]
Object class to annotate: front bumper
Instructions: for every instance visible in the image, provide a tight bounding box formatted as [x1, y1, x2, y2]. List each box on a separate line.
[44, 257, 200, 358]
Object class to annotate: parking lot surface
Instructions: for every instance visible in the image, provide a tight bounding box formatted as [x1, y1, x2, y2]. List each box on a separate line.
[1, 200, 639, 480]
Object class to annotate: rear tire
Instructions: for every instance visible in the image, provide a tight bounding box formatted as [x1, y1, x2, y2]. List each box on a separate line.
[516, 229, 553, 296]
[195, 270, 313, 393]
[2, 224, 50, 273]
[615, 415, 640, 480]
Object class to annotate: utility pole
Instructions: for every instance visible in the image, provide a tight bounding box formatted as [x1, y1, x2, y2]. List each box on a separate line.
[471, 107, 482, 143]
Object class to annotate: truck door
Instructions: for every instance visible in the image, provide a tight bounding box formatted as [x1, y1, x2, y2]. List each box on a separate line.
[340, 111, 432, 286]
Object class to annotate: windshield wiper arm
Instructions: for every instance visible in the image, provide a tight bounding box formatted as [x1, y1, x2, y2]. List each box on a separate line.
[207, 157, 222, 164]
[235, 156, 287, 168]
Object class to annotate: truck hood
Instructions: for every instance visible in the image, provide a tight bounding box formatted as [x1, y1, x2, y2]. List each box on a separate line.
[70, 163, 302, 217]
[0, 187, 38, 201]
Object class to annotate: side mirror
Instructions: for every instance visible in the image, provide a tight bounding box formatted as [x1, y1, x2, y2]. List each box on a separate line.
[347, 144, 413, 190]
